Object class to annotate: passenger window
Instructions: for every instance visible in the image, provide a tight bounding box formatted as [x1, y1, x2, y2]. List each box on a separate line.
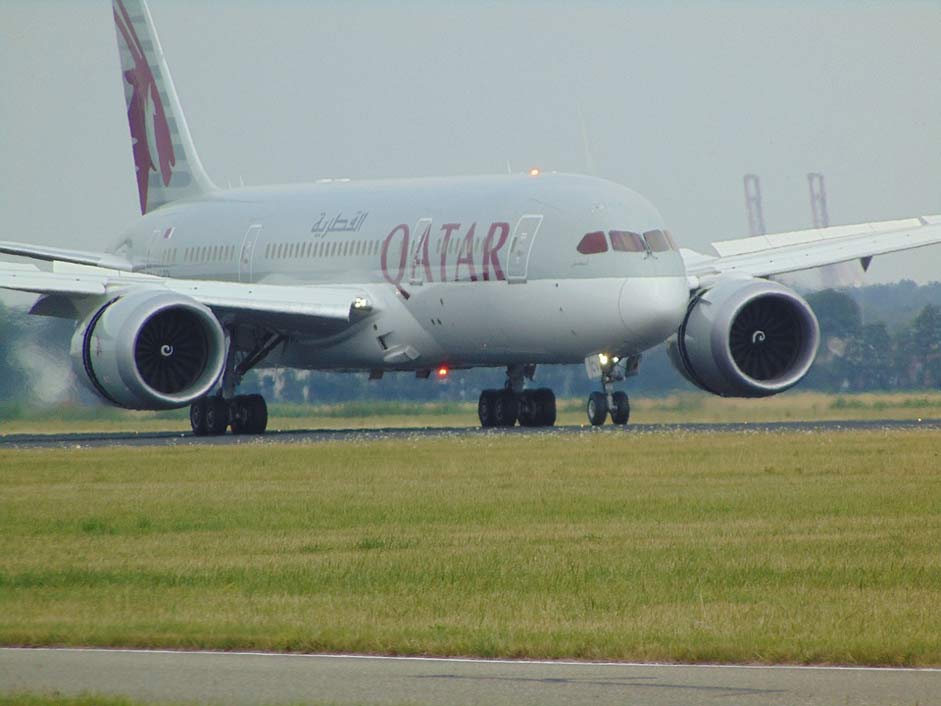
[644, 230, 671, 252]
[577, 231, 608, 254]
[609, 231, 646, 253]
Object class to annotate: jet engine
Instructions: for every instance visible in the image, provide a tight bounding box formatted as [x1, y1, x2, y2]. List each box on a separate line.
[70, 290, 226, 410]
[668, 278, 820, 398]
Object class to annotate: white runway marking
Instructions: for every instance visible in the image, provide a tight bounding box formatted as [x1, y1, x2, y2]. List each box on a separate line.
[3, 646, 940, 672]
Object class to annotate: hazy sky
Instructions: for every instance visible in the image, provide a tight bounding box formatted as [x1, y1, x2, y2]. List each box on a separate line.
[2, 0, 941, 285]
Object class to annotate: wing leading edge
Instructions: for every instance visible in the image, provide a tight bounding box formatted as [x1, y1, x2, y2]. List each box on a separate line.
[683, 215, 941, 288]
[0, 261, 375, 336]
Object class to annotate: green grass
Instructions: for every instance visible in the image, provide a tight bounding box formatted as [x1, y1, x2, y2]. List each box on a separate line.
[3, 391, 941, 435]
[0, 697, 156, 706]
[1, 430, 940, 666]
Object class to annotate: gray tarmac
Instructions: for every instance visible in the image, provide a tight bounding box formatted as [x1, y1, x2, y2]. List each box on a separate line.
[2, 648, 940, 706]
[2, 418, 940, 449]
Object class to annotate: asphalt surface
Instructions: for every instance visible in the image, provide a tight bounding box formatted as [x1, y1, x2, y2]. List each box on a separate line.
[2, 418, 940, 449]
[2, 648, 939, 706]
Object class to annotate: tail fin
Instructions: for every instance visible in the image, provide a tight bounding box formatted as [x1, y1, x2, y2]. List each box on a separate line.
[113, 0, 215, 214]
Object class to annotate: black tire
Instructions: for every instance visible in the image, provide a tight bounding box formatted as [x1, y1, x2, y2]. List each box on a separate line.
[478, 390, 497, 428]
[229, 395, 250, 435]
[205, 397, 229, 436]
[534, 388, 556, 427]
[587, 391, 607, 426]
[517, 391, 537, 427]
[611, 391, 630, 425]
[493, 390, 519, 427]
[247, 394, 268, 434]
[189, 398, 208, 436]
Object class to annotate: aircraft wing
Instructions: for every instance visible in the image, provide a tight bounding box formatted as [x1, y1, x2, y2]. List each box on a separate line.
[682, 215, 941, 287]
[0, 240, 134, 271]
[0, 260, 375, 335]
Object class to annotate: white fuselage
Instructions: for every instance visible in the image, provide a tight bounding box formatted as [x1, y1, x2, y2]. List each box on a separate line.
[117, 173, 691, 371]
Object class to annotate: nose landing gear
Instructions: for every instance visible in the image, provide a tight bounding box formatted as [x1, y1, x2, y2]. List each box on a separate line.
[587, 390, 630, 426]
[584, 353, 639, 427]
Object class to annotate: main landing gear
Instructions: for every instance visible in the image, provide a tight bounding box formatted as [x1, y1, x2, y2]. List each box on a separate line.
[478, 365, 557, 428]
[585, 353, 639, 427]
[190, 394, 269, 436]
[189, 329, 283, 437]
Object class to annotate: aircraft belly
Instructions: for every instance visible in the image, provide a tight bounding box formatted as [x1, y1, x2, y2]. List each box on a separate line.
[408, 276, 687, 365]
[275, 276, 688, 370]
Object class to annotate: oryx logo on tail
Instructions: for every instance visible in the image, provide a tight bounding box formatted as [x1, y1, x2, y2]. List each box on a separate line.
[112, 0, 214, 215]
[114, 0, 175, 214]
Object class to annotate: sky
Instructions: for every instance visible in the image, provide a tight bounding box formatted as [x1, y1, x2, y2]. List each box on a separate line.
[2, 0, 941, 287]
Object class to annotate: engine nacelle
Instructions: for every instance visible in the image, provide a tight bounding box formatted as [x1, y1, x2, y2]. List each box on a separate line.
[70, 290, 226, 410]
[668, 278, 820, 398]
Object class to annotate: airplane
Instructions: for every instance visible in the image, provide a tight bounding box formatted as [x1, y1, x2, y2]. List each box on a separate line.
[2, 0, 941, 436]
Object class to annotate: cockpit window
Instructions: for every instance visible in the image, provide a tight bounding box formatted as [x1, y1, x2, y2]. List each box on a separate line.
[643, 229, 673, 252]
[577, 231, 608, 254]
[609, 231, 646, 253]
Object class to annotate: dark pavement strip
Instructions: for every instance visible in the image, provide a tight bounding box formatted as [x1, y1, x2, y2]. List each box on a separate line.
[2, 418, 940, 449]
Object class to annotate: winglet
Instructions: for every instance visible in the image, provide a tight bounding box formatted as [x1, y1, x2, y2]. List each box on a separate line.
[113, 0, 216, 214]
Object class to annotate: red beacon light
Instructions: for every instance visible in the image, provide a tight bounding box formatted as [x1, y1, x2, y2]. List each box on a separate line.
[436, 366, 449, 379]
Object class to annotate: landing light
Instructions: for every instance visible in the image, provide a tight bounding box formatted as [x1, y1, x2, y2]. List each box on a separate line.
[598, 353, 610, 366]
[529, 167, 541, 177]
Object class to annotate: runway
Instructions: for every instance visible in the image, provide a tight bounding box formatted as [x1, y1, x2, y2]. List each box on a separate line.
[1, 418, 940, 449]
[2, 648, 939, 706]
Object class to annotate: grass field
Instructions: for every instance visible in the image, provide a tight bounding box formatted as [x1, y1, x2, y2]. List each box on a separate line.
[3, 390, 941, 435]
[0, 697, 177, 706]
[1, 429, 940, 666]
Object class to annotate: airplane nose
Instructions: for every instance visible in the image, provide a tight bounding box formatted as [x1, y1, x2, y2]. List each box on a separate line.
[618, 276, 688, 351]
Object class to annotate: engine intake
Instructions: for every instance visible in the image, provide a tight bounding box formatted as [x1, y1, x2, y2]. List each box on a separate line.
[668, 278, 820, 397]
[70, 290, 226, 409]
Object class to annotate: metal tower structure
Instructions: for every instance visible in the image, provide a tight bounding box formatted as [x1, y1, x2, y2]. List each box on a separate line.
[808, 172, 829, 228]
[743, 174, 766, 236]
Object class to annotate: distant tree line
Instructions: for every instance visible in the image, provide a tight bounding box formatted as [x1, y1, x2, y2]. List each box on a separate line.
[1, 279, 940, 408]
[803, 286, 941, 391]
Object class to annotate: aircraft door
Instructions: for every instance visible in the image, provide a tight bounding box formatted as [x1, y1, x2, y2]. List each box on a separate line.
[143, 228, 162, 269]
[506, 214, 543, 283]
[239, 224, 262, 283]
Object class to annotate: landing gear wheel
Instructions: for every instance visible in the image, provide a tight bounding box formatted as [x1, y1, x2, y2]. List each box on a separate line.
[610, 391, 630, 426]
[517, 391, 537, 427]
[534, 388, 556, 427]
[189, 398, 208, 437]
[493, 390, 519, 428]
[247, 394, 268, 434]
[230, 394, 269, 435]
[478, 390, 498, 428]
[205, 397, 229, 436]
[587, 391, 607, 427]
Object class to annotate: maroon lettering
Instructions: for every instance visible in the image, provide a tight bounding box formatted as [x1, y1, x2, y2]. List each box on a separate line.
[455, 223, 478, 282]
[410, 222, 435, 283]
[438, 223, 461, 282]
[482, 222, 510, 281]
[380, 224, 410, 286]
